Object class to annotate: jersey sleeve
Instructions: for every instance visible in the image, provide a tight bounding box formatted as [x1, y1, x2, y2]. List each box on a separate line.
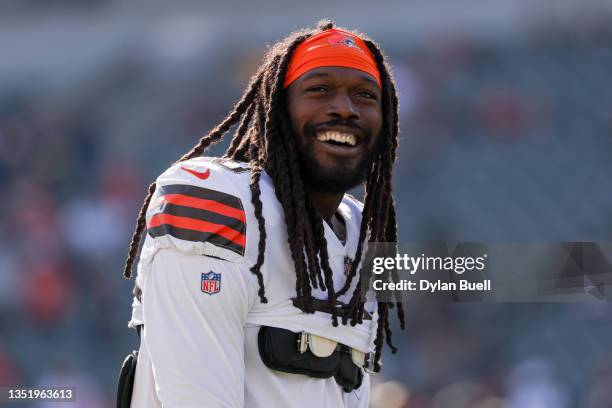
[140, 247, 257, 407]
[145, 158, 250, 263]
[136, 158, 257, 406]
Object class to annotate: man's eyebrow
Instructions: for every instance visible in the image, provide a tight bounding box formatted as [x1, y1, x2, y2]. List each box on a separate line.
[300, 71, 380, 88]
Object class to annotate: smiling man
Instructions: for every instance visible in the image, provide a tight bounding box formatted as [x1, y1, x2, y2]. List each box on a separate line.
[288, 66, 382, 204]
[119, 20, 404, 408]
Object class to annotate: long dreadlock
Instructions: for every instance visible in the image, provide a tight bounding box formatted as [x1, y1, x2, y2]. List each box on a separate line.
[123, 19, 404, 372]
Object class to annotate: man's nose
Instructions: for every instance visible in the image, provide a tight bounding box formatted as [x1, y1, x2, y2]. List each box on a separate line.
[326, 91, 359, 121]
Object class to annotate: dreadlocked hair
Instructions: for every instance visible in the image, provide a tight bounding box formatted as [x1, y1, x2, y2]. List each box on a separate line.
[123, 19, 404, 372]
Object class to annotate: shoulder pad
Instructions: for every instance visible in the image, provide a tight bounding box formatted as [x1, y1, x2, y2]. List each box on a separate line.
[145, 157, 251, 262]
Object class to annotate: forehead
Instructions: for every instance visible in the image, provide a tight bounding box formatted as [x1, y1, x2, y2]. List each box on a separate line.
[293, 66, 380, 88]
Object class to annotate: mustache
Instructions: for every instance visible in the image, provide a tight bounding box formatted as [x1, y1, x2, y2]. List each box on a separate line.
[303, 119, 367, 137]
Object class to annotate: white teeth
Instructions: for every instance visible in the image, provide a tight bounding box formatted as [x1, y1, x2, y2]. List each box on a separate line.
[316, 131, 357, 147]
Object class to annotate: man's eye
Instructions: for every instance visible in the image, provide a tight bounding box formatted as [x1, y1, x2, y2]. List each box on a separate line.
[357, 91, 376, 99]
[307, 86, 328, 92]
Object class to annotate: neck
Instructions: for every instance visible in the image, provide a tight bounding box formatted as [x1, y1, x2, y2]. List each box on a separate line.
[308, 189, 344, 223]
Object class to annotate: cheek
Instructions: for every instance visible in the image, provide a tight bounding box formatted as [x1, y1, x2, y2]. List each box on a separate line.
[287, 104, 299, 130]
[286, 93, 299, 131]
[286, 92, 315, 135]
[374, 105, 383, 132]
[366, 108, 383, 141]
[288, 112, 310, 140]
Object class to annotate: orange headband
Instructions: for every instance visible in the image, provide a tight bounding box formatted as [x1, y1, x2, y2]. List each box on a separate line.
[283, 28, 381, 89]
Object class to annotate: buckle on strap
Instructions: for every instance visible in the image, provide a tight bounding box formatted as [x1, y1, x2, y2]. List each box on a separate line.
[363, 352, 377, 373]
[297, 332, 309, 354]
[298, 331, 376, 372]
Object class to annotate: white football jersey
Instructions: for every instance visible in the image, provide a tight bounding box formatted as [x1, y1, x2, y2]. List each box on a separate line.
[129, 157, 377, 408]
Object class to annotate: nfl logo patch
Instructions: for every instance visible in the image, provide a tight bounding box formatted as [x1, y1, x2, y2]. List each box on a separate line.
[201, 271, 221, 295]
[344, 256, 353, 276]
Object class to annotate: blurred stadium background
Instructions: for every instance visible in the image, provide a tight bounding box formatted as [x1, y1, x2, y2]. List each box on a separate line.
[1, 0, 612, 407]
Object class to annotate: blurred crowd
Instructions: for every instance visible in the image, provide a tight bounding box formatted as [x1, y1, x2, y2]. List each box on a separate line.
[1, 4, 612, 407]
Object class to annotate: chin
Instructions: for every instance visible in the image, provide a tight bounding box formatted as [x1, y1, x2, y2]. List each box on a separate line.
[302, 163, 368, 194]
[296, 140, 377, 193]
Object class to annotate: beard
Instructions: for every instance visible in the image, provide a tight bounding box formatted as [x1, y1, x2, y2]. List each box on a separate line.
[295, 120, 379, 194]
